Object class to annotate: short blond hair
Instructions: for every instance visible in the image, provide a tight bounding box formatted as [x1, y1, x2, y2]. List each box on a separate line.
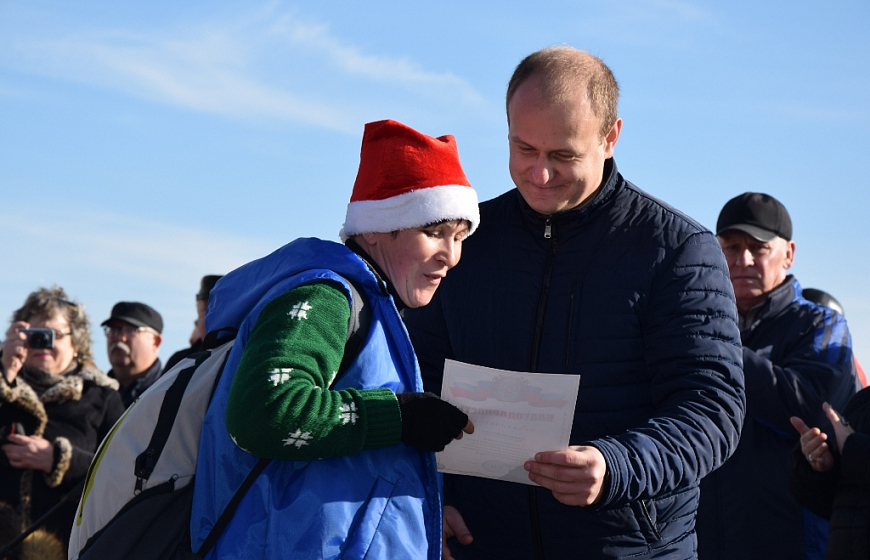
[506, 46, 619, 138]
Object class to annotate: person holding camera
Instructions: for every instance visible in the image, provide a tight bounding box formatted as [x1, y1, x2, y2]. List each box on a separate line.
[0, 286, 124, 547]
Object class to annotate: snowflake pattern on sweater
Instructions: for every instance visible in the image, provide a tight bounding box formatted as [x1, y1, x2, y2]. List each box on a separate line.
[225, 281, 402, 461]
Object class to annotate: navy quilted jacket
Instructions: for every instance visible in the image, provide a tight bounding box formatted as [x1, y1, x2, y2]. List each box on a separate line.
[405, 159, 746, 559]
[697, 276, 859, 560]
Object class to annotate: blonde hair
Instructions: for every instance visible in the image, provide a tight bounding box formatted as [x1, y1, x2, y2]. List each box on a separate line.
[11, 286, 95, 368]
[506, 46, 619, 138]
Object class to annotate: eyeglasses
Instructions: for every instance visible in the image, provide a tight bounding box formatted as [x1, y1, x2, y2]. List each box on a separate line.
[102, 325, 154, 338]
[54, 330, 72, 340]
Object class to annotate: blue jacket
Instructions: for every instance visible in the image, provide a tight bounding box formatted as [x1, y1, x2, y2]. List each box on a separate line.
[191, 238, 441, 559]
[697, 276, 859, 560]
[405, 159, 746, 559]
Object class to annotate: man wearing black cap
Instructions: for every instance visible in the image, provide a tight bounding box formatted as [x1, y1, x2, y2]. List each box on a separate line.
[696, 192, 860, 559]
[164, 275, 223, 372]
[101, 301, 164, 408]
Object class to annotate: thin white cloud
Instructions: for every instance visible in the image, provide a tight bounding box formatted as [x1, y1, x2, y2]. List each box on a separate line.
[0, 5, 484, 132]
[0, 206, 278, 374]
[574, 0, 717, 48]
[766, 101, 867, 124]
[0, 209, 276, 293]
[0, 82, 38, 100]
[270, 17, 485, 105]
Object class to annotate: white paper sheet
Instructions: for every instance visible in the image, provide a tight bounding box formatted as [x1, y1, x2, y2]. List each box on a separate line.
[436, 359, 580, 485]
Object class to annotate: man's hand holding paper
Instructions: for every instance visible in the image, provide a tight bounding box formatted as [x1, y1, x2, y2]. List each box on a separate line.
[525, 445, 607, 506]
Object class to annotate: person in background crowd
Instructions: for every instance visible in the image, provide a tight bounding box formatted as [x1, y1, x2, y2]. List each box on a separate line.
[0, 287, 124, 548]
[190, 119, 476, 559]
[404, 46, 745, 559]
[802, 288, 867, 388]
[102, 302, 163, 407]
[790, 393, 870, 559]
[164, 275, 223, 372]
[696, 192, 861, 559]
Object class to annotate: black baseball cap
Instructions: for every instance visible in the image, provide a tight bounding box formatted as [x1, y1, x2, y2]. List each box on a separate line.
[716, 192, 792, 242]
[196, 275, 223, 301]
[101, 302, 164, 333]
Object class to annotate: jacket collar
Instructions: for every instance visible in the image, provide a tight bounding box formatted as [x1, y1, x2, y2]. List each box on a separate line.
[739, 275, 800, 332]
[515, 158, 622, 232]
[111, 358, 162, 405]
[345, 238, 405, 313]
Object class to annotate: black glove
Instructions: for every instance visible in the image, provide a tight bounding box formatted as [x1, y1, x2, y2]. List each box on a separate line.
[396, 392, 469, 452]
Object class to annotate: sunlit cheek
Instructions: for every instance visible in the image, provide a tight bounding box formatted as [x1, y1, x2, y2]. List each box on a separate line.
[510, 152, 534, 170]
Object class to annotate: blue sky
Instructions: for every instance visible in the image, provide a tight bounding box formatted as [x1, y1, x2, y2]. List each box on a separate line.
[1, 0, 868, 373]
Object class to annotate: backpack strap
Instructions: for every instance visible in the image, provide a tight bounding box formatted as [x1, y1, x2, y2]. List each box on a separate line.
[196, 457, 270, 556]
[133, 352, 214, 493]
[202, 327, 238, 351]
[335, 278, 370, 387]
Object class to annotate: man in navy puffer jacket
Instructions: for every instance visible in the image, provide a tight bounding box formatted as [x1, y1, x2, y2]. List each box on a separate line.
[404, 46, 746, 559]
[696, 193, 860, 560]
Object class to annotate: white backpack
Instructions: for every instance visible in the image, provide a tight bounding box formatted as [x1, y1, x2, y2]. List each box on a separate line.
[68, 278, 369, 560]
[68, 340, 236, 560]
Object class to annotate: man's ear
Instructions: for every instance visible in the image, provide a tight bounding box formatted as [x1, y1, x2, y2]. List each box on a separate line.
[153, 333, 163, 350]
[602, 118, 622, 159]
[784, 240, 796, 269]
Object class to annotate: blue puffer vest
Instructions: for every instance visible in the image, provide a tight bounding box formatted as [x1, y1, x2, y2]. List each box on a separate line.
[190, 238, 441, 559]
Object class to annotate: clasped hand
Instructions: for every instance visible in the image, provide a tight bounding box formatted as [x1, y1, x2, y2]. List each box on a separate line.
[2, 433, 54, 472]
[790, 402, 855, 473]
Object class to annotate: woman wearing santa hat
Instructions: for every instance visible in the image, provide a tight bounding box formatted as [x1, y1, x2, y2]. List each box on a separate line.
[191, 119, 479, 559]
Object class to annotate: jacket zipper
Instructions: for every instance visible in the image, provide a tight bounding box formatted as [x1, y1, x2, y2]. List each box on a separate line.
[529, 217, 558, 560]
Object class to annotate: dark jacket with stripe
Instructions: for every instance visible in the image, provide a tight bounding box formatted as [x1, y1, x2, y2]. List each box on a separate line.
[404, 159, 746, 559]
[697, 276, 859, 560]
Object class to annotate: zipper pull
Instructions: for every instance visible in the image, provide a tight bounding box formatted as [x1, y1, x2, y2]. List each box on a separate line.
[544, 219, 552, 239]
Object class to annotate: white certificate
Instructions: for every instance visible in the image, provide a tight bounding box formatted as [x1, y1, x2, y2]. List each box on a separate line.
[436, 359, 580, 485]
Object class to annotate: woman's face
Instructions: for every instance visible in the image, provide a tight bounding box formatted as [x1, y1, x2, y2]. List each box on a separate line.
[25, 313, 77, 375]
[365, 220, 469, 309]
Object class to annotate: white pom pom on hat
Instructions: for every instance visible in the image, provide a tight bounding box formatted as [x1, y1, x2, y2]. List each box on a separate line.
[339, 119, 480, 241]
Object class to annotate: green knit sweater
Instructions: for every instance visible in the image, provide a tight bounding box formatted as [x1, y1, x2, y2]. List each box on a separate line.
[225, 281, 402, 460]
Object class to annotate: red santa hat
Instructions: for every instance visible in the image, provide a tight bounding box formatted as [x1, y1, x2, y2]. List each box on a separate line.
[340, 119, 480, 241]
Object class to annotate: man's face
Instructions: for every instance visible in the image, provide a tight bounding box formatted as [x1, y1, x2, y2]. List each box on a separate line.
[718, 230, 795, 314]
[507, 77, 621, 215]
[105, 320, 161, 377]
[189, 299, 208, 346]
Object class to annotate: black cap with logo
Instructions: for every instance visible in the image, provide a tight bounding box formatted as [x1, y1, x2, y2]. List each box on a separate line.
[716, 192, 792, 242]
[101, 302, 164, 333]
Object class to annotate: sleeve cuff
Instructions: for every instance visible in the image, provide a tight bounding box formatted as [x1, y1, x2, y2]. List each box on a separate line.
[358, 389, 403, 449]
[840, 432, 870, 485]
[44, 437, 72, 488]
